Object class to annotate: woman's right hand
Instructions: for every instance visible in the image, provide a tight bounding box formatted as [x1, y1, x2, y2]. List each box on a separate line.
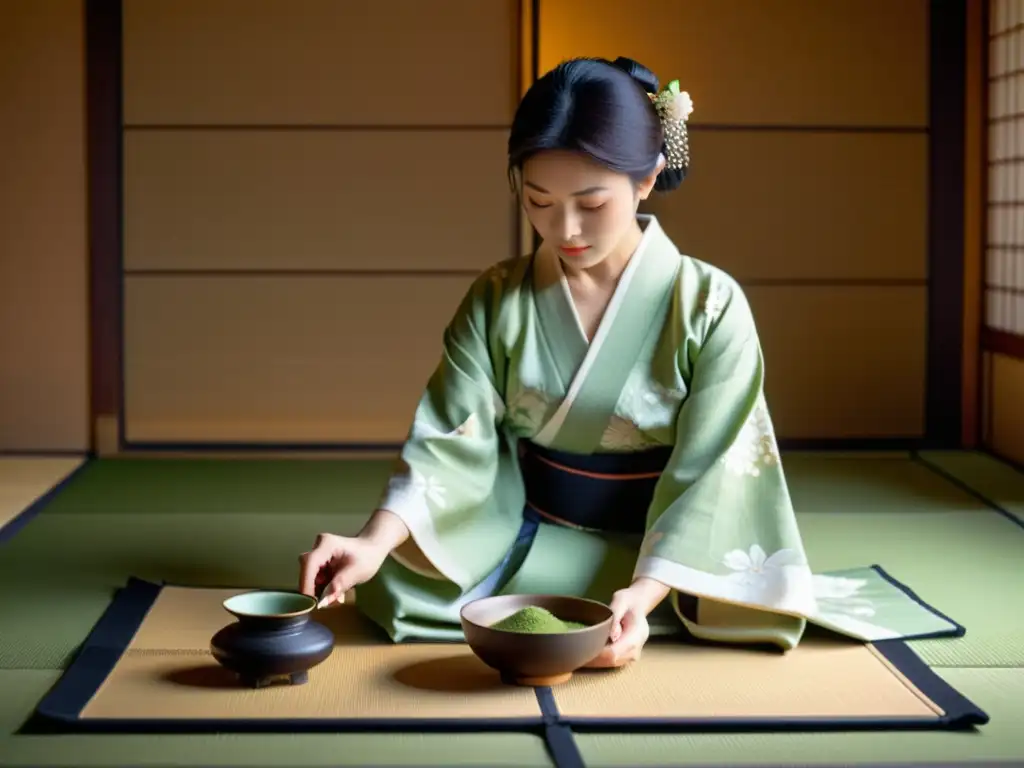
[299, 533, 390, 607]
[298, 509, 411, 607]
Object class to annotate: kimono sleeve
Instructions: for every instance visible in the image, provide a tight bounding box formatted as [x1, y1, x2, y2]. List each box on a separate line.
[375, 271, 521, 591]
[633, 274, 816, 650]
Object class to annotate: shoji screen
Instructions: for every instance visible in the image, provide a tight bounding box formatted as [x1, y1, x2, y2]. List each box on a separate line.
[983, 0, 1024, 465]
[119, 1, 520, 446]
[988, 0, 1024, 338]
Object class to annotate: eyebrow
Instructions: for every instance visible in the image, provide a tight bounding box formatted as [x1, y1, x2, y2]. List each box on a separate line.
[524, 181, 608, 196]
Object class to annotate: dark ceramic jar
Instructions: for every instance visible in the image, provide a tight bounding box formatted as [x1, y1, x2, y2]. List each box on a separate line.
[210, 590, 334, 688]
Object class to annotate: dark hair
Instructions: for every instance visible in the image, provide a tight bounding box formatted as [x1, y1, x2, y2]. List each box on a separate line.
[507, 56, 686, 194]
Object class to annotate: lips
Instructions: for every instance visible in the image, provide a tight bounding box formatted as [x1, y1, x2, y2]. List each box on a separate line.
[559, 245, 591, 256]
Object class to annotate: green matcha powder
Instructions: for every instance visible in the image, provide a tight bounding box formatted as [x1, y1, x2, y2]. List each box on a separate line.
[490, 606, 587, 634]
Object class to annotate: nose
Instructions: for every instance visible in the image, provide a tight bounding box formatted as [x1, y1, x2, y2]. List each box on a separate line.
[557, 207, 582, 242]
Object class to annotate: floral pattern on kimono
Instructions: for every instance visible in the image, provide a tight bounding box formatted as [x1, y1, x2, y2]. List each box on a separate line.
[721, 398, 782, 478]
[503, 386, 555, 437]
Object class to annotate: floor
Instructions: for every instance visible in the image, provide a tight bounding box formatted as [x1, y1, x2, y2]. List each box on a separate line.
[0, 457, 84, 531]
[0, 449, 1021, 767]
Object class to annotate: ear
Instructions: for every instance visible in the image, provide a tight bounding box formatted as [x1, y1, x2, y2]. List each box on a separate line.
[636, 154, 666, 200]
[509, 167, 524, 198]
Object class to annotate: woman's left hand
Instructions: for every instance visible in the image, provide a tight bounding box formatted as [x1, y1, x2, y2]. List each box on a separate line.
[584, 587, 651, 668]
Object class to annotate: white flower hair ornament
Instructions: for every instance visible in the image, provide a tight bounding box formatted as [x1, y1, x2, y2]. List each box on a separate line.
[649, 80, 693, 171]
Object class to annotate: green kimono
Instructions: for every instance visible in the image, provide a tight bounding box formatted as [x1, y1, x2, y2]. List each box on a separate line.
[355, 215, 958, 650]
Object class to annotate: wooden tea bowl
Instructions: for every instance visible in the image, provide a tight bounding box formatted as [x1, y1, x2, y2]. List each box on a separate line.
[460, 594, 613, 687]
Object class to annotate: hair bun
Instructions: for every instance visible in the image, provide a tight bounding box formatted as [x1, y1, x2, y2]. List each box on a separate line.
[609, 57, 686, 191]
[611, 57, 659, 94]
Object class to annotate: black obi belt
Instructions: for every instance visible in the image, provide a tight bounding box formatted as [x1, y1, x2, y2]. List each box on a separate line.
[518, 440, 672, 535]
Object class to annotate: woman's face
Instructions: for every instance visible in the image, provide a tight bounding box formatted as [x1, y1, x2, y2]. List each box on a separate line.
[520, 149, 660, 271]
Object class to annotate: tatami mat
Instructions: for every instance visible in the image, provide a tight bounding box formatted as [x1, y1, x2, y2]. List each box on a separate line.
[26, 457, 393, 516]
[573, 667, 1024, 766]
[0, 671, 60, 734]
[783, 452, 998, 514]
[0, 511, 370, 669]
[0, 453, 1022, 767]
[1, 668, 1021, 766]
[0, 668, 554, 767]
[916, 450, 1024, 524]
[796, 510, 1024, 667]
[0, 456, 84, 531]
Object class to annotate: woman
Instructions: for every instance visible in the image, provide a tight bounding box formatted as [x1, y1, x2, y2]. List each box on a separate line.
[298, 57, 958, 667]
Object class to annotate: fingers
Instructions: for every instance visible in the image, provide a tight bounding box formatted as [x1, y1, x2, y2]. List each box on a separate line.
[301, 531, 390, 608]
[318, 567, 355, 608]
[298, 533, 342, 596]
[317, 589, 342, 609]
[314, 548, 362, 607]
[298, 552, 322, 597]
[585, 638, 642, 668]
[607, 594, 631, 643]
[587, 608, 645, 669]
[585, 647, 615, 668]
[599, 630, 642, 666]
[609, 618, 623, 643]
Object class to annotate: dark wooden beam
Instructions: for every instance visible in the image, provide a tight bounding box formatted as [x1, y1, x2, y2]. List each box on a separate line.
[84, 0, 123, 451]
[926, 0, 968, 447]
